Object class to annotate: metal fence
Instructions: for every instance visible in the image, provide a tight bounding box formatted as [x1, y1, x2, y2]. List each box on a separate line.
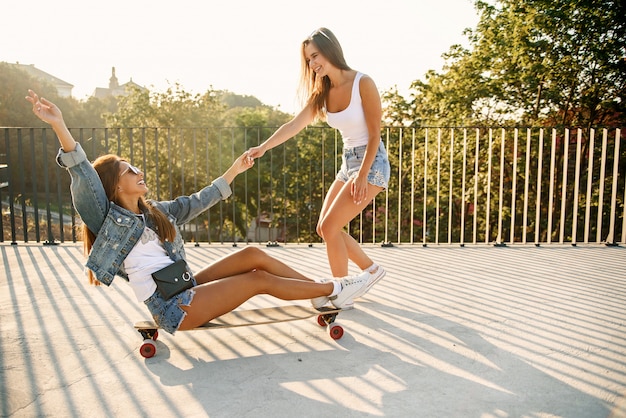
[1, 126, 624, 246]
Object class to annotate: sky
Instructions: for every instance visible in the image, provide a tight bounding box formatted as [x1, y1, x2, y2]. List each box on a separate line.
[2, 0, 480, 114]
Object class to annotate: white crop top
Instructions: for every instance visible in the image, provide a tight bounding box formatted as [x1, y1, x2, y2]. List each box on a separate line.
[326, 72, 370, 148]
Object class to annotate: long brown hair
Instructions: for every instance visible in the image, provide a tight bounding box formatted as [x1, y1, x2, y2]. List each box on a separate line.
[83, 154, 176, 285]
[298, 27, 352, 121]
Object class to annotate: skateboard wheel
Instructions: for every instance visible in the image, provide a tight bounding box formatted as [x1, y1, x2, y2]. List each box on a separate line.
[317, 313, 338, 327]
[140, 339, 157, 358]
[152, 330, 159, 341]
[329, 323, 344, 340]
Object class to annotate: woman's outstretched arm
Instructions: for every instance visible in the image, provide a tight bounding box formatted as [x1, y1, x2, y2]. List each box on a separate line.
[25, 90, 77, 152]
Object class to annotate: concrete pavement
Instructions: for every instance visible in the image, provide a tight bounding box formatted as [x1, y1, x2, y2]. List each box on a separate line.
[1, 243, 625, 417]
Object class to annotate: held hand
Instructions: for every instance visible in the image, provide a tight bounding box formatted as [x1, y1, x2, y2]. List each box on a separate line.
[222, 152, 255, 184]
[232, 152, 255, 175]
[246, 145, 266, 160]
[25, 90, 64, 126]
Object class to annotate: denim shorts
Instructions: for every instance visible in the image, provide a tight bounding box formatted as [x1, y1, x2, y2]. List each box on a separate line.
[336, 142, 390, 189]
[144, 284, 196, 335]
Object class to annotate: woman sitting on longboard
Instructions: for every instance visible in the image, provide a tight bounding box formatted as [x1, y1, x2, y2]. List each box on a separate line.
[26, 90, 375, 336]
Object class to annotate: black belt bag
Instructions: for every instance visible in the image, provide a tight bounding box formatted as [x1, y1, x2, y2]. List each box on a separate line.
[151, 259, 194, 300]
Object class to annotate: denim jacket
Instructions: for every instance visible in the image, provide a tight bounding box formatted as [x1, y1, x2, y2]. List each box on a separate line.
[56, 143, 232, 286]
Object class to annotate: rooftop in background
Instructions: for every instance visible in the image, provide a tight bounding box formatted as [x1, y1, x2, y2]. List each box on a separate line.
[9, 62, 74, 97]
[1, 242, 625, 417]
[6, 62, 146, 99]
[92, 66, 148, 99]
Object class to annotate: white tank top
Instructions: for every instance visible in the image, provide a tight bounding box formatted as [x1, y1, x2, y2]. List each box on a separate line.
[123, 224, 170, 302]
[326, 72, 370, 148]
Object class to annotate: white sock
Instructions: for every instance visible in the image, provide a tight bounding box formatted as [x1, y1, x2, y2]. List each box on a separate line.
[364, 263, 377, 273]
[329, 280, 342, 297]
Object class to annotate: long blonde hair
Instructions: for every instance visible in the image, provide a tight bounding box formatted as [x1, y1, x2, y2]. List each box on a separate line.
[82, 154, 176, 285]
[298, 27, 352, 121]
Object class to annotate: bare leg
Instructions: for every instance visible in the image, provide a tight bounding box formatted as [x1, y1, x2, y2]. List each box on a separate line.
[317, 181, 370, 272]
[194, 246, 313, 284]
[339, 230, 373, 269]
[317, 180, 383, 277]
[179, 270, 334, 330]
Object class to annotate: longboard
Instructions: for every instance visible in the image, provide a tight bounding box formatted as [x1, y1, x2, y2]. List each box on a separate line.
[134, 305, 343, 358]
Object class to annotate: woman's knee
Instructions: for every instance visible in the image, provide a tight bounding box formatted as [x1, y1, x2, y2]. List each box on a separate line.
[237, 246, 266, 262]
[317, 218, 340, 239]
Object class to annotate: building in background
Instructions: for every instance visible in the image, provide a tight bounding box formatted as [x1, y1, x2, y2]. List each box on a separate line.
[8, 63, 74, 97]
[92, 67, 147, 99]
[7, 63, 147, 100]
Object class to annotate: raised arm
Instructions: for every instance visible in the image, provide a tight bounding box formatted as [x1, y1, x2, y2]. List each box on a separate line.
[246, 103, 316, 160]
[25, 90, 77, 152]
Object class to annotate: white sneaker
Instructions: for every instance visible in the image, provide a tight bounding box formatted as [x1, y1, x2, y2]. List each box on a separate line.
[311, 278, 331, 309]
[335, 265, 385, 309]
[311, 278, 355, 310]
[331, 272, 369, 309]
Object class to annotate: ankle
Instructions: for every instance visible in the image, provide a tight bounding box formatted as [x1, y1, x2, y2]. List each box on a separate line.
[329, 280, 342, 297]
[364, 263, 378, 273]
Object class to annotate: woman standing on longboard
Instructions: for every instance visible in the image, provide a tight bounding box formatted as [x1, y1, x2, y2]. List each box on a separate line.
[246, 28, 390, 309]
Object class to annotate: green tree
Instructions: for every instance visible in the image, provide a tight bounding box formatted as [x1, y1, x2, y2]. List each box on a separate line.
[219, 91, 263, 108]
[99, 84, 303, 241]
[385, 0, 626, 128]
[381, 0, 625, 245]
[0, 62, 88, 127]
[0, 63, 97, 231]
